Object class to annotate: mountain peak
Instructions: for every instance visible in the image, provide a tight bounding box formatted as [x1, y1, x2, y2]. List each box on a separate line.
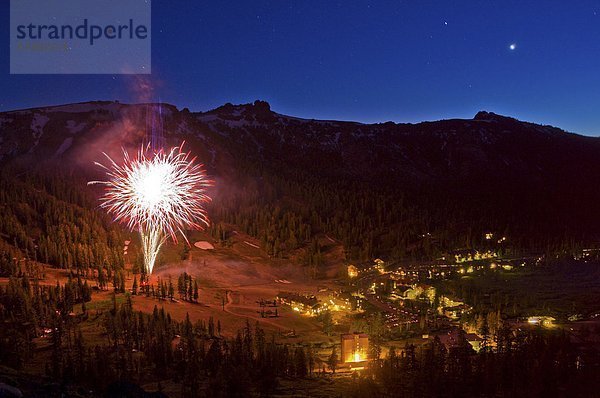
[473, 111, 518, 123]
[208, 100, 271, 115]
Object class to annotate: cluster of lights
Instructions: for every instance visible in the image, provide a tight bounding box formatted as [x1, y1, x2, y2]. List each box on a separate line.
[455, 250, 497, 263]
[527, 316, 555, 328]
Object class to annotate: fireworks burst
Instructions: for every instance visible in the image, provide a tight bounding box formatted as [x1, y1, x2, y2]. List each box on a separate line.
[90, 143, 212, 274]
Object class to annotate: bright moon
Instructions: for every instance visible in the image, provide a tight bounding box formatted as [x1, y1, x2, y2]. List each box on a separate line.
[509, 43, 516, 50]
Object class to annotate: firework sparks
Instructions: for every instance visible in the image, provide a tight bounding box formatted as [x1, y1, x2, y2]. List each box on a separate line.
[90, 143, 212, 274]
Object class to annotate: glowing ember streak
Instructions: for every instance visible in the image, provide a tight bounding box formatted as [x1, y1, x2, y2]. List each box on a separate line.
[89, 143, 212, 274]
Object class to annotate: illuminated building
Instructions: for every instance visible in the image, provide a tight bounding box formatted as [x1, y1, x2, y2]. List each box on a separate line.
[341, 333, 369, 363]
[374, 258, 385, 274]
[404, 283, 435, 301]
[527, 316, 555, 328]
[277, 292, 322, 316]
[437, 329, 484, 352]
[347, 264, 358, 278]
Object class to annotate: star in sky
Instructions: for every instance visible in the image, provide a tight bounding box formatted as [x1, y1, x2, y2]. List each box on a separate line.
[509, 43, 517, 50]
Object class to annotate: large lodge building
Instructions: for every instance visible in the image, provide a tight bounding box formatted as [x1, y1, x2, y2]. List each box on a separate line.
[341, 333, 369, 363]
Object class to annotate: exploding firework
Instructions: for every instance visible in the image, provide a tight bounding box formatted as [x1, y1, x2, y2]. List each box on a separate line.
[90, 143, 212, 274]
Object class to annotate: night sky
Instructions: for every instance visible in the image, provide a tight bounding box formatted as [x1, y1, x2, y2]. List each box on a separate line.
[2, 1, 600, 135]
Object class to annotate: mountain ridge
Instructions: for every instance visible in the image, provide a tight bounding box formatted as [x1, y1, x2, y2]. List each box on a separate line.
[2, 99, 600, 258]
[0, 99, 582, 135]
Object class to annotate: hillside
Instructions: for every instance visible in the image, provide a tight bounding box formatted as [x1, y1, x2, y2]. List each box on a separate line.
[1, 100, 600, 265]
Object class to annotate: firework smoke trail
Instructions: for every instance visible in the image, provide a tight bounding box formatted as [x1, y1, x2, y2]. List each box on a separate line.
[90, 144, 212, 274]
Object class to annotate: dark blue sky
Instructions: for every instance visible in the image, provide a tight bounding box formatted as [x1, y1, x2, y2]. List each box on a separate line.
[2, 1, 600, 135]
